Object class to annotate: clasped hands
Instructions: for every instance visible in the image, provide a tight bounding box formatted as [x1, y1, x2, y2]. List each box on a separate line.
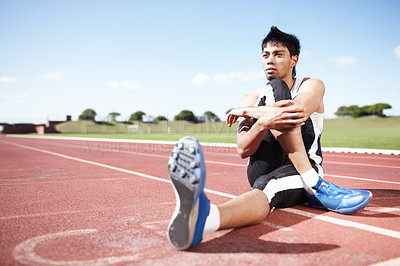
[226, 100, 307, 130]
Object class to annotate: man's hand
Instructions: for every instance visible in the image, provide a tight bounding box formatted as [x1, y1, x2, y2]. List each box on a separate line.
[258, 100, 307, 131]
[226, 107, 250, 127]
[226, 100, 307, 129]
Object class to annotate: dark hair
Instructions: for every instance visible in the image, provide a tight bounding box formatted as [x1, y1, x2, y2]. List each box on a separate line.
[261, 26, 301, 77]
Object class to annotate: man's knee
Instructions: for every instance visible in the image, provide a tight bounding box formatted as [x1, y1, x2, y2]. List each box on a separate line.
[250, 188, 270, 223]
[268, 79, 292, 102]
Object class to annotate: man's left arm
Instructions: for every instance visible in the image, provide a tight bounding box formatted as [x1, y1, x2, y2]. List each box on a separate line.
[292, 78, 325, 117]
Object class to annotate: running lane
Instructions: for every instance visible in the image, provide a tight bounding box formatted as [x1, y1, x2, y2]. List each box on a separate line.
[1, 135, 399, 265]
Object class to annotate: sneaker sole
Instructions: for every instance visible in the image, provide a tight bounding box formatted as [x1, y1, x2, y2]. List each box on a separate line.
[167, 137, 206, 250]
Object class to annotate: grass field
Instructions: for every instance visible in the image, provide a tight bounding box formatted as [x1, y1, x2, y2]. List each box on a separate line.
[52, 116, 400, 150]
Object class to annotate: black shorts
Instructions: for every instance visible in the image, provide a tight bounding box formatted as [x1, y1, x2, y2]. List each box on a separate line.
[247, 132, 307, 209]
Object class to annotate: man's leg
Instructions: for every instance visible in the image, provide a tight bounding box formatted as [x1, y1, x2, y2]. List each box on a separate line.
[218, 189, 269, 230]
[266, 79, 372, 214]
[167, 136, 270, 250]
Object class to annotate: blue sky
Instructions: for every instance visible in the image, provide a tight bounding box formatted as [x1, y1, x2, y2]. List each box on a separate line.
[1, 0, 399, 124]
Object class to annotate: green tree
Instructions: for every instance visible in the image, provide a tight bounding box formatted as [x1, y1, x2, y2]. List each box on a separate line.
[129, 111, 146, 122]
[369, 103, 392, 117]
[154, 115, 168, 122]
[108, 112, 120, 122]
[226, 108, 234, 115]
[204, 111, 220, 122]
[335, 103, 392, 118]
[174, 110, 197, 122]
[334, 106, 349, 117]
[79, 108, 97, 121]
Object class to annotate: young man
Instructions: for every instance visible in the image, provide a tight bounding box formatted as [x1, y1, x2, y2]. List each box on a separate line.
[167, 26, 372, 251]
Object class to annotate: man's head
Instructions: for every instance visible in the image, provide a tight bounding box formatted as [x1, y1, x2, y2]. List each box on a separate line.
[261, 26, 301, 80]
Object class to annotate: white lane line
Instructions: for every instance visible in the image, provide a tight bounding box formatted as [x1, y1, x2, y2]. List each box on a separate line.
[0, 205, 139, 220]
[262, 221, 294, 231]
[4, 140, 400, 240]
[206, 160, 245, 167]
[3, 140, 170, 185]
[13, 229, 143, 265]
[324, 174, 400, 185]
[371, 256, 400, 266]
[1, 210, 83, 220]
[281, 208, 400, 239]
[6, 134, 400, 155]
[7, 136, 399, 169]
[362, 207, 400, 216]
[206, 160, 400, 185]
[324, 160, 400, 169]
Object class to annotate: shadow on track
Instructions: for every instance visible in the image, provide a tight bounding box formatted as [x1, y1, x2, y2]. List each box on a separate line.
[190, 207, 340, 254]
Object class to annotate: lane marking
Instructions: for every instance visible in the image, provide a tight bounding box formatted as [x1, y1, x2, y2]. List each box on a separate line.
[371, 256, 400, 266]
[0, 205, 139, 220]
[13, 229, 142, 265]
[324, 160, 400, 169]
[3, 140, 171, 184]
[1, 210, 84, 220]
[141, 220, 169, 236]
[6, 134, 400, 155]
[262, 221, 294, 231]
[324, 174, 400, 185]
[362, 207, 400, 216]
[3, 140, 400, 241]
[5, 137, 399, 170]
[4, 139, 398, 186]
[281, 208, 400, 239]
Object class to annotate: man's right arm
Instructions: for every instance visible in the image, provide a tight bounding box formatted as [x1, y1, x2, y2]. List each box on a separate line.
[227, 89, 270, 159]
[227, 91, 307, 159]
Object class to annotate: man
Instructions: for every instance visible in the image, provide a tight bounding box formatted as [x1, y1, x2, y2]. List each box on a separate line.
[167, 26, 372, 251]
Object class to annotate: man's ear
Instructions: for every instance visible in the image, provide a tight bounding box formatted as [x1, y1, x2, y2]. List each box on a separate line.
[291, 55, 299, 68]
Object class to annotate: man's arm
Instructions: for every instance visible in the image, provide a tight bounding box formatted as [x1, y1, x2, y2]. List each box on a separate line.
[291, 78, 325, 117]
[226, 90, 307, 159]
[271, 78, 325, 175]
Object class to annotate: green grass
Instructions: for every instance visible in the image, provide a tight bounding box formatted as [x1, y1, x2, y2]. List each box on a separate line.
[321, 116, 400, 150]
[54, 120, 238, 143]
[49, 116, 400, 150]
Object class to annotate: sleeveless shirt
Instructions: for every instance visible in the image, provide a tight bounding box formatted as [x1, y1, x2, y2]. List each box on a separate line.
[256, 78, 325, 176]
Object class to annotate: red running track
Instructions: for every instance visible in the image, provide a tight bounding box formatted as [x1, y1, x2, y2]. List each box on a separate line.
[1, 135, 400, 265]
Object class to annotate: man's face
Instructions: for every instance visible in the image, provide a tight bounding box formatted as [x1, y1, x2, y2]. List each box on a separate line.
[261, 42, 298, 81]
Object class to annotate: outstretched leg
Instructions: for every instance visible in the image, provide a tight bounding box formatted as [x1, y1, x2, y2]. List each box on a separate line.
[167, 136, 270, 250]
[218, 189, 269, 230]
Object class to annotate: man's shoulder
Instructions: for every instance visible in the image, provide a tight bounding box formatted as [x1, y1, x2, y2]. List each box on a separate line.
[299, 77, 325, 95]
[300, 77, 324, 86]
[239, 88, 261, 106]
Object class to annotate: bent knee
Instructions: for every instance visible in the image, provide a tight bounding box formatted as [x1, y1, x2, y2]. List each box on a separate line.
[250, 189, 270, 224]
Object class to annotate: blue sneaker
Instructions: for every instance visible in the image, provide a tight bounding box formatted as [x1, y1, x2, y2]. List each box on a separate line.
[167, 136, 210, 250]
[305, 177, 372, 215]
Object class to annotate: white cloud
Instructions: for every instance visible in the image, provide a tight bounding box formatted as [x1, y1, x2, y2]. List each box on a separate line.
[191, 73, 211, 85]
[105, 80, 142, 90]
[16, 93, 28, 98]
[15, 93, 28, 103]
[394, 45, 400, 59]
[0, 76, 17, 82]
[213, 71, 265, 84]
[301, 51, 312, 58]
[329, 56, 359, 67]
[105, 81, 120, 88]
[0, 93, 28, 104]
[192, 71, 265, 86]
[38, 71, 64, 80]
